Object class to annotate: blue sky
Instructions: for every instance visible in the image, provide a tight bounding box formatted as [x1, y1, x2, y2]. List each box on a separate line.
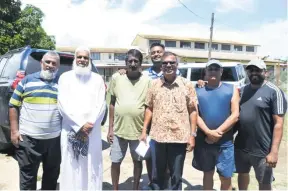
[159, 0, 286, 29]
[21, 0, 288, 57]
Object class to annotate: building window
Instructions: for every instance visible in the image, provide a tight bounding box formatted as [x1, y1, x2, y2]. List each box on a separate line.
[114, 53, 126, 61]
[108, 54, 112, 59]
[246, 46, 255, 52]
[234, 45, 243, 51]
[90, 52, 101, 60]
[165, 40, 176, 47]
[180, 41, 191, 48]
[149, 40, 161, 46]
[194, 42, 205, 49]
[221, 44, 231, 51]
[212, 43, 218, 50]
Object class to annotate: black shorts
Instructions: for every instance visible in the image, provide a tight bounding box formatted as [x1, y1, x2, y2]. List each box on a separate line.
[235, 149, 274, 184]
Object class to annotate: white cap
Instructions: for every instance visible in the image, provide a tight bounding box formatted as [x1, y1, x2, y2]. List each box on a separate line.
[246, 59, 266, 70]
[206, 59, 222, 68]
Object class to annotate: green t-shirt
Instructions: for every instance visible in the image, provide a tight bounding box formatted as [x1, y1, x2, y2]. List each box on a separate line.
[109, 73, 151, 140]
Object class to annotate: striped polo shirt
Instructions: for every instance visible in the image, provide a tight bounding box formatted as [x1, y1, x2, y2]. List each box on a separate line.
[142, 67, 181, 79]
[9, 72, 61, 139]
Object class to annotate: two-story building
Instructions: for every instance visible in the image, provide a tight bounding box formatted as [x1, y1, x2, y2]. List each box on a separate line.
[131, 34, 279, 66]
[57, 33, 283, 82]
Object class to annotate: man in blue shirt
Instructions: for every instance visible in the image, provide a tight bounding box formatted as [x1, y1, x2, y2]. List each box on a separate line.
[9, 51, 61, 190]
[193, 60, 240, 190]
[142, 42, 181, 79]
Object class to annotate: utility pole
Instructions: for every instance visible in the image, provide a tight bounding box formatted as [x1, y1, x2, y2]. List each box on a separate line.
[208, 12, 214, 61]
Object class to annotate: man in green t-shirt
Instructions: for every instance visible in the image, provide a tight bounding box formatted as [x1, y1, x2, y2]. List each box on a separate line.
[107, 49, 151, 190]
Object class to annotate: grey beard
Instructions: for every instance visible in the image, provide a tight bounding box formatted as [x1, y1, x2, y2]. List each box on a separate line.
[40, 69, 57, 80]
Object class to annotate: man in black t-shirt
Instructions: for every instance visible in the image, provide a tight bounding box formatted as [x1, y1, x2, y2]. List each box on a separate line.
[234, 59, 287, 190]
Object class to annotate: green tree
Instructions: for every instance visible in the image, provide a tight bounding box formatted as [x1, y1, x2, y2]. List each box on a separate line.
[0, 0, 55, 55]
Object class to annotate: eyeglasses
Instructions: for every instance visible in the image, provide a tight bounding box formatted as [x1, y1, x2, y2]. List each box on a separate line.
[162, 61, 177, 65]
[77, 56, 89, 60]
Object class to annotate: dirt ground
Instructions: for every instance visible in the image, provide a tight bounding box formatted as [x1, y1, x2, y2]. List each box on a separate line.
[0, 126, 287, 190]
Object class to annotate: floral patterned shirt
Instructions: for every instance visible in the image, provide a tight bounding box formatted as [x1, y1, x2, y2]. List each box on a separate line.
[145, 76, 198, 143]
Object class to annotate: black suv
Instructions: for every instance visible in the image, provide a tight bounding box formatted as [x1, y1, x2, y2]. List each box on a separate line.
[0, 46, 105, 151]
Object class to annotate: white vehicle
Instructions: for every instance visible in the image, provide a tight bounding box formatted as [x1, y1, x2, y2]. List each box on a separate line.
[178, 62, 249, 89]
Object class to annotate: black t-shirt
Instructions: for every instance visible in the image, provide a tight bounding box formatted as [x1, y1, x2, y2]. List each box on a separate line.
[234, 82, 287, 157]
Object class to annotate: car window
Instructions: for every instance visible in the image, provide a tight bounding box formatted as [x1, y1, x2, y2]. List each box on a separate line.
[190, 68, 205, 81]
[178, 68, 188, 78]
[222, 67, 238, 81]
[1, 52, 23, 79]
[25, 53, 42, 74]
[0, 57, 9, 77]
[187, 67, 238, 81]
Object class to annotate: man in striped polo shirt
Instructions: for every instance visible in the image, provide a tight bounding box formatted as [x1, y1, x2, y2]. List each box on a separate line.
[9, 51, 61, 190]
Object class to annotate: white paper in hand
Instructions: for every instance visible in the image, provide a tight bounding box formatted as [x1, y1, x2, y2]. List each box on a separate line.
[135, 136, 151, 157]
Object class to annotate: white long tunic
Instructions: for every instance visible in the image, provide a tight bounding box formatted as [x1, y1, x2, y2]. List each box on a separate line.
[57, 70, 106, 191]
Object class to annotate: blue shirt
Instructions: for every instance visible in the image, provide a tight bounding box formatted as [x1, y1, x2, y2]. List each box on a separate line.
[196, 83, 234, 147]
[9, 72, 61, 139]
[142, 67, 181, 79]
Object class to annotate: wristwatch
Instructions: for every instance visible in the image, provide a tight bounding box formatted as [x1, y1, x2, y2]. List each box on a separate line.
[191, 132, 197, 137]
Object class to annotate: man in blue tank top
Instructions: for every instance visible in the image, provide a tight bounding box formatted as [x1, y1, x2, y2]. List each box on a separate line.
[192, 60, 240, 190]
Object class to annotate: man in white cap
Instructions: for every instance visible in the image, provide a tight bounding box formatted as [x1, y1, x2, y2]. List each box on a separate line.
[58, 46, 106, 190]
[234, 59, 287, 190]
[192, 59, 240, 190]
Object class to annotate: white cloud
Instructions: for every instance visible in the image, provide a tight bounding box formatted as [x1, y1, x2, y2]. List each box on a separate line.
[21, 0, 287, 57]
[213, 0, 255, 13]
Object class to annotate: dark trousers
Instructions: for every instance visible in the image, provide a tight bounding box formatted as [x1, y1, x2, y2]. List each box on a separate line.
[151, 141, 187, 190]
[15, 135, 61, 190]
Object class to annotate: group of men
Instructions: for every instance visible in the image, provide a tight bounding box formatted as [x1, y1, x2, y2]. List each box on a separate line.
[8, 42, 287, 191]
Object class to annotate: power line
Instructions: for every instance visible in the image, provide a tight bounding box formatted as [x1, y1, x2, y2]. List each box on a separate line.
[176, 0, 245, 32]
[176, 0, 206, 20]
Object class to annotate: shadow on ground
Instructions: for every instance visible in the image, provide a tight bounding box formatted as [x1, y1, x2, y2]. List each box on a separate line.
[103, 173, 150, 190]
[103, 174, 204, 190]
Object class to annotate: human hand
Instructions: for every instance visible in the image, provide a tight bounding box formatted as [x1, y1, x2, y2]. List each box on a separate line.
[11, 131, 23, 148]
[206, 129, 222, 143]
[186, 136, 195, 152]
[139, 133, 148, 145]
[197, 80, 207, 88]
[118, 69, 126, 75]
[107, 130, 114, 144]
[80, 122, 94, 136]
[266, 152, 278, 168]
